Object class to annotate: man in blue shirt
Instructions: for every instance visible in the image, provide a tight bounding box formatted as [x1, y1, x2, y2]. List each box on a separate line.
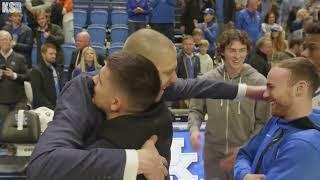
[235, 58, 320, 180]
[235, 0, 262, 45]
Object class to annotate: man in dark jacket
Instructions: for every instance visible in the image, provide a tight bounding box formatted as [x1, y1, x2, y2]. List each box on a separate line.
[245, 36, 272, 77]
[34, 10, 64, 78]
[0, 30, 29, 124]
[30, 43, 63, 110]
[3, 12, 33, 68]
[27, 29, 266, 180]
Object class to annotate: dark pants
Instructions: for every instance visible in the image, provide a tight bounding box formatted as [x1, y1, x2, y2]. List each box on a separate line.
[128, 21, 147, 36]
[0, 100, 28, 127]
[150, 23, 175, 42]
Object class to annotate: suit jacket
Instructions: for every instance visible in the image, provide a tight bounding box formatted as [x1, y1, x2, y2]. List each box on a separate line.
[68, 48, 105, 80]
[176, 51, 201, 79]
[0, 51, 28, 104]
[88, 100, 173, 180]
[34, 23, 65, 77]
[3, 24, 34, 68]
[30, 60, 63, 110]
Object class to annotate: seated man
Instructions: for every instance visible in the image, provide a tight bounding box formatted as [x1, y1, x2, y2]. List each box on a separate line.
[30, 43, 63, 110]
[235, 58, 320, 180]
[87, 52, 172, 180]
[0, 30, 29, 124]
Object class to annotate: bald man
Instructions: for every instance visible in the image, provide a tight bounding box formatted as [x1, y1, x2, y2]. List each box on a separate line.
[68, 31, 105, 80]
[0, 30, 29, 124]
[27, 29, 265, 180]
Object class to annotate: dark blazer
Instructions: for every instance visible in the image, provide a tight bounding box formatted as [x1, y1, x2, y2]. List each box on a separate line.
[34, 23, 65, 77]
[30, 60, 63, 110]
[3, 24, 34, 68]
[0, 51, 28, 104]
[68, 48, 105, 80]
[176, 51, 201, 79]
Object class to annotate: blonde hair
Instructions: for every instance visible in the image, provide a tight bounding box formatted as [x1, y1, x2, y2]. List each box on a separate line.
[200, 39, 209, 47]
[271, 31, 288, 51]
[192, 28, 203, 36]
[77, 47, 101, 73]
[296, 8, 308, 20]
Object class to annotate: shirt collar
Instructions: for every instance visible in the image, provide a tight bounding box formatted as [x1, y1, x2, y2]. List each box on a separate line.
[0, 49, 13, 59]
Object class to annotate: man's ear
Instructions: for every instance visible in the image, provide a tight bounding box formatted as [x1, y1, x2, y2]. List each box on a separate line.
[110, 97, 121, 112]
[295, 80, 309, 97]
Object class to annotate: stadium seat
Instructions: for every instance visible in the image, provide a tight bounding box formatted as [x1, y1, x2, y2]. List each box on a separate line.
[61, 43, 76, 69]
[73, 25, 83, 39]
[111, 10, 128, 25]
[90, 9, 109, 27]
[109, 43, 124, 55]
[87, 24, 107, 45]
[31, 44, 37, 65]
[73, 9, 87, 27]
[111, 25, 128, 43]
[91, 43, 107, 56]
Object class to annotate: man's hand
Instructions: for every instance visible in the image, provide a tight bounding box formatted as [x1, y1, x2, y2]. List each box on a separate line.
[190, 130, 202, 151]
[3, 68, 15, 79]
[245, 85, 266, 100]
[219, 146, 239, 172]
[243, 174, 265, 180]
[44, 31, 50, 38]
[11, 40, 16, 48]
[137, 135, 168, 180]
[193, 19, 198, 28]
[180, 25, 185, 34]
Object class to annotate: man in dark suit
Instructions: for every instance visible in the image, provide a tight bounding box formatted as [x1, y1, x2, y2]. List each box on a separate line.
[34, 10, 64, 78]
[0, 30, 29, 124]
[67, 31, 105, 80]
[3, 12, 33, 68]
[30, 43, 63, 110]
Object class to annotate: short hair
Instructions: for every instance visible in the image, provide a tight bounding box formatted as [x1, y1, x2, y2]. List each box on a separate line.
[200, 39, 209, 47]
[36, 9, 49, 19]
[289, 39, 303, 49]
[276, 57, 320, 95]
[41, 43, 56, 54]
[264, 11, 279, 24]
[106, 52, 161, 110]
[256, 36, 272, 49]
[217, 29, 251, 53]
[182, 35, 194, 42]
[192, 28, 203, 36]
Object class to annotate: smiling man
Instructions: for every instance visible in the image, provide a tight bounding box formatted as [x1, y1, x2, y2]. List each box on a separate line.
[188, 29, 270, 180]
[235, 58, 320, 180]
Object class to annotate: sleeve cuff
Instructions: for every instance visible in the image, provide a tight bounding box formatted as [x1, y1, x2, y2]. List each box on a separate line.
[235, 83, 247, 100]
[12, 72, 17, 80]
[123, 149, 138, 180]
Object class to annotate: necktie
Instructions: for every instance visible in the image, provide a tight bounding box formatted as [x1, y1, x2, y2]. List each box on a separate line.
[48, 65, 60, 97]
[187, 57, 194, 78]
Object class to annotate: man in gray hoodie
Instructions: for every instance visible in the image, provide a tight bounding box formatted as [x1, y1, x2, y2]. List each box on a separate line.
[188, 29, 271, 180]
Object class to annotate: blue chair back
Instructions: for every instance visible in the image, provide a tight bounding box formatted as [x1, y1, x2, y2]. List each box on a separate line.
[31, 44, 37, 65]
[111, 10, 128, 25]
[108, 45, 123, 56]
[73, 9, 87, 27]
[87, 25, 107, 45]
[111, 25, 128, 43]
[61, 43, 76, 69]
[91, 43, 107, 56]
[90, 9, 108, 27]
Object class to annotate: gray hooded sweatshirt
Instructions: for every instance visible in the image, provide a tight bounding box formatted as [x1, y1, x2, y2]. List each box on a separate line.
[188, 63, 271, 152]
